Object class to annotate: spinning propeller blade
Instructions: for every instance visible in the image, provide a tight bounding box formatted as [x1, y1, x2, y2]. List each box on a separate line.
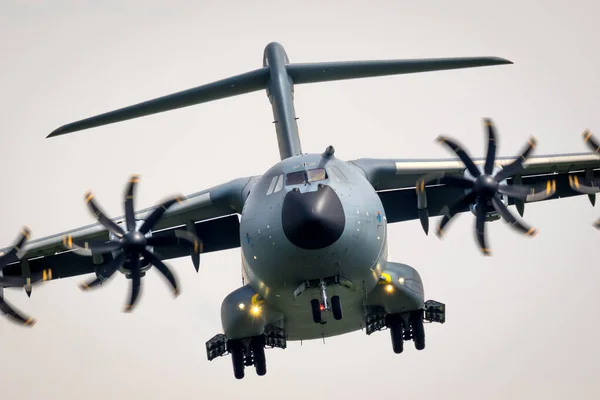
[431, 118, 553, 254]
[569, 129, 600, 224]
[62, 175, 202, 312]
[0, 227, 49, 326]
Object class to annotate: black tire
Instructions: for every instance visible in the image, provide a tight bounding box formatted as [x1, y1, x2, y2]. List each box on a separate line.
[388, 315, 404, 354]
[411, 313, 425, 350]
[229, 340, 245, 380]
[331, 295, 343, 320]
[251, 336, 267, 376]
[311, 299, 322, 323]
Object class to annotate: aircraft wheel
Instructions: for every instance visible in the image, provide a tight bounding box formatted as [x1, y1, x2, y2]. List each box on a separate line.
[310, 299, 322, 323]
[251, 336, 267, 376]
[411, 312, 425, 350]
[229, 340, 245, 379]
[388, 315, 404, 354]
[331, 295, 343, 320]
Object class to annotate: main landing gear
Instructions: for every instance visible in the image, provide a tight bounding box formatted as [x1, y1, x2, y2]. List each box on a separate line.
[229, 336, 266, 379]
[364, 300, 445, 354]
[386, 311, 425, 353]
[205, 327, 286, 380]
[311, 279, 343, 323]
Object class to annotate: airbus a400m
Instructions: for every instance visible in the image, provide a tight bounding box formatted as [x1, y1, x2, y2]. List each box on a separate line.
[2, 42, 599, 380]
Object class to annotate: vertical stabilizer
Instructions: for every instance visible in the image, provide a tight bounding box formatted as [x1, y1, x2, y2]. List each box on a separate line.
[263, 42, 303, 160]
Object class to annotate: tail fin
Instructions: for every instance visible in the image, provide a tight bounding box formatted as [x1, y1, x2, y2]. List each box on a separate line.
[47, 42, 512, 160]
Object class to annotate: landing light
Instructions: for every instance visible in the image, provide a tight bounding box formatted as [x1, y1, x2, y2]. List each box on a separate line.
[398, 277, 405, 285]
[386, 284, 394, 293]
[238, 303, 245, 310]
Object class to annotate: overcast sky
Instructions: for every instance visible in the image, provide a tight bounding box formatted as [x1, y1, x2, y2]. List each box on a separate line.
[1, 1, 599, 399]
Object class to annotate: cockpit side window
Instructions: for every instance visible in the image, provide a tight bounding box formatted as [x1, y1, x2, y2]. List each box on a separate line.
[266, 175, 278, 195]
[266, 174, 284, 195]
[307, 168, 327, 182]
[273, 174, 284, 192]
[286, 171, 306, 185]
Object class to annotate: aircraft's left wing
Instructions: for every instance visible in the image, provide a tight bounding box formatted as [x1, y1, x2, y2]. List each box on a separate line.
[0, 175, 259, 283]
[350, 151, 600, 225]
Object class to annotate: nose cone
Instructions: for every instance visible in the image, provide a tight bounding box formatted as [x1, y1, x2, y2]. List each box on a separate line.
[282, 185, 345, 250]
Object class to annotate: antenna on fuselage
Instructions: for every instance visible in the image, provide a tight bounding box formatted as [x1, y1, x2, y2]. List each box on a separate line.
[47, 43, 512, 161]
[322, 145, 335, 158]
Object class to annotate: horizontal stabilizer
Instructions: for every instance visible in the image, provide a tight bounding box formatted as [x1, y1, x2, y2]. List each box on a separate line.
[47, 52, 512, 139]
[47, 68, 269, 138]
[287, 57, 512, 85]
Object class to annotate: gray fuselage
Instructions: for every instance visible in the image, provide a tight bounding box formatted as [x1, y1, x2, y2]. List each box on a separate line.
[238, 153, 389, 340]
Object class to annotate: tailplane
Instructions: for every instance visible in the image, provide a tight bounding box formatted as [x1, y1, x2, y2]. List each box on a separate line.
[47, 42, 512, 160]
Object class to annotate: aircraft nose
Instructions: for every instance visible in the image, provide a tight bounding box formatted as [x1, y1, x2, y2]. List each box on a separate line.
[282, 184, 345, 250]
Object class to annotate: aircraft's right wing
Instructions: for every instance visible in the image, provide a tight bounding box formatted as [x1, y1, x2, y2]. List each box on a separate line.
[350, 152, 600, 225]
[0, 175, 259, 283]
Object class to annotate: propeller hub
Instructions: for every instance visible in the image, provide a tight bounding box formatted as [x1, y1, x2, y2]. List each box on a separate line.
[122, 230, 147, 251]
[474, 174, 498, 196]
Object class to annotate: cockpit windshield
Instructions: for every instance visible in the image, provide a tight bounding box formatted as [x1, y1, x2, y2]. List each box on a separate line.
[307, 168, 327, 182]
[285, 168, 328, 186]
[286, 171, 306, 185]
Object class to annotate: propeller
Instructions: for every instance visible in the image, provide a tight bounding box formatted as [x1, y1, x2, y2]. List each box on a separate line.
[62, 174, 201, 312]
[0, 226, 49, 326]
[420, 118, 557, 255]
[569, 129, 600, 225]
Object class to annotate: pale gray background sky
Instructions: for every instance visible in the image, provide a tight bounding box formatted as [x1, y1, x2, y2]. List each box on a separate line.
[1, 1, 599, 399]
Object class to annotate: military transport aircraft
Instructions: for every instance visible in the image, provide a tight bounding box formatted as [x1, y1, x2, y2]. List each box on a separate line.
[1, 42, 599, 380]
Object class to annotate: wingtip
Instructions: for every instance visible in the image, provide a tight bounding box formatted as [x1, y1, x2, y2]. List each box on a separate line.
[47, 122, 80, 139]
[491, 57, 513, 65]
[46, 127, 65, 139]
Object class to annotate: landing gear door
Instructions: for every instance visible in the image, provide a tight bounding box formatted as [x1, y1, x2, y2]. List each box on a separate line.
[424, 300, 445, 324]
[206, 334, 228, 361]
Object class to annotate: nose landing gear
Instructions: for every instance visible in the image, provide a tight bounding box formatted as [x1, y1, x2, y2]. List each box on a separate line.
[310, 279, 343, 323]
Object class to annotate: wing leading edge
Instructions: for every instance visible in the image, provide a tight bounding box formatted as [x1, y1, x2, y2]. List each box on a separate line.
[351, 151, 600, 223]
[351, 120, 600, 233]
[0, 176, 259, 282]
